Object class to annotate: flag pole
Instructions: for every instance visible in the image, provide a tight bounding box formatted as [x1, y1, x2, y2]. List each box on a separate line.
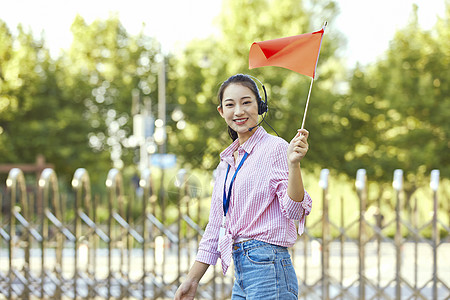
[300, 21, 327, 130]
[300, 77, 314, 130]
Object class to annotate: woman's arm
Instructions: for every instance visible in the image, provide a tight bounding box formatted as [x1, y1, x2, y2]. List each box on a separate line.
[287, 129, 309, 202]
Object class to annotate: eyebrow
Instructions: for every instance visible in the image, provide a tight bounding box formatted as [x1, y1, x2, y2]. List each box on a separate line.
[224, 96, 252, 102]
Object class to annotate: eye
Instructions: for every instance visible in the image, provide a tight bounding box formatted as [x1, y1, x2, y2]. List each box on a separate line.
[243, 100, 252, 105]
[225, 103, 234, 107]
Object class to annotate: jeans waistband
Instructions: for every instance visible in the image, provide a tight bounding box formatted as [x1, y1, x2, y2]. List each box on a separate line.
[233, 236, 252, 244]
[231, 239, 268, 252]
[232, 239, 289, 253]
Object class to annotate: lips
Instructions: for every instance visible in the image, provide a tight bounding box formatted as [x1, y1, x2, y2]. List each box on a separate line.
[234, 118, 248, 125]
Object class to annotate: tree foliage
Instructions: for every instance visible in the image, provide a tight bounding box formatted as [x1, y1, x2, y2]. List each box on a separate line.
[344, 4, 449, 194]
[56, 15, 161, 184]
[0, 21, 88, 183]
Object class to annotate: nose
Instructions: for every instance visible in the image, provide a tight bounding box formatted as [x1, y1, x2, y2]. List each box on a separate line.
[234, 104, 244, 116]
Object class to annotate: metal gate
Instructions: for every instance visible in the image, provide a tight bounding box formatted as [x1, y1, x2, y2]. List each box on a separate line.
[1, 167, 448, 299]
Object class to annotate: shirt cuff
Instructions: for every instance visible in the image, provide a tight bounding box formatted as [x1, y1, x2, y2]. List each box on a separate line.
[283, 190, 312, 220]
[196, 249, 220, 266]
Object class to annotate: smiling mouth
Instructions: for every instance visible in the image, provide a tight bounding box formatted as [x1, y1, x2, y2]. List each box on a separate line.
[234, 118, 248, 125]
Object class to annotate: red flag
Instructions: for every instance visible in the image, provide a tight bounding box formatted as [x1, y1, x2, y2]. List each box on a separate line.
[249, 27, 325, 78]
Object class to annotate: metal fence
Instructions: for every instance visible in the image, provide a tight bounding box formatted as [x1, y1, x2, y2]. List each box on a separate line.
[0, 167, 448, 299]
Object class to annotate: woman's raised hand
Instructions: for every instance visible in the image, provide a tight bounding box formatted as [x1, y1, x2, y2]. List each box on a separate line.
[287, 129, 309, 165]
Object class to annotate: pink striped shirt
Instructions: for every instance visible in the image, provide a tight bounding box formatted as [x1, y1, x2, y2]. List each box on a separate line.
[196, 127, 312, 275]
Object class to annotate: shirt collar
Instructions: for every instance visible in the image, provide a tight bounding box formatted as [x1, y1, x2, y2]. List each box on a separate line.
[220, 127, 267, 162]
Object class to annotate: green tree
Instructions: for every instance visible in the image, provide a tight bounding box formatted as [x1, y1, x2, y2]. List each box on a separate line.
[0, 21, 91, 184]
[56, 15, 161, 184]
[345, 4, 449, 196]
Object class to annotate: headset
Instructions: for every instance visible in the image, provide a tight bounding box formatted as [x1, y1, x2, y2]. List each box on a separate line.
[247, 75, 268, 115]
[247, 75, 279, 136]
[247, 75, 274, 134]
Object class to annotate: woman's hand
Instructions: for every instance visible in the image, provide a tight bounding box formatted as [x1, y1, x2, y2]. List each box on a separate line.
[287, 129, 309, 166]
[174, 261, 209, 299]
[174, 278, 199, 300]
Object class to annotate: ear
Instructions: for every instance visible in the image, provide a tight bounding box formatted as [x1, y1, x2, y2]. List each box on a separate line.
[217, 105, 224, 118]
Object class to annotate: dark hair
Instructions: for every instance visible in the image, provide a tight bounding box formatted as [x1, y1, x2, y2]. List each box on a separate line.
[218, 74, 262, 141]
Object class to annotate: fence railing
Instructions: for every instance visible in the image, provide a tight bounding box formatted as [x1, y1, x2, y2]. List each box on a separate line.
[0, 167, 448, 299]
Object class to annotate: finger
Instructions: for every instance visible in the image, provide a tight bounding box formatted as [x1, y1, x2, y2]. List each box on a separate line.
[297, 129, 309, 139]
[293, 131, 302, 140]
[292, 143, 305, 151]
[295, 143, 308, 152]
[297, 136, 308, 146]
[292, 135, 307, 145]
[294, 144, 307, 152]
[294, 138, 308, 147]
[293, 134, 307, 143]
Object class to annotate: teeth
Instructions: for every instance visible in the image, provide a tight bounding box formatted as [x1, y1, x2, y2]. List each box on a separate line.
[235, 119, 246, 122]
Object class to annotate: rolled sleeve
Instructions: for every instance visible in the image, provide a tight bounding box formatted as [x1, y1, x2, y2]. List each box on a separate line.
[196, 249, 220, 265]
[282, 190, 312, 220]
[196, 220, 221, 265]
[293, 191, 312, 236]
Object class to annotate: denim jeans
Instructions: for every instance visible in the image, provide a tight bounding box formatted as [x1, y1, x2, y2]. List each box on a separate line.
[231, 239, 298, 299]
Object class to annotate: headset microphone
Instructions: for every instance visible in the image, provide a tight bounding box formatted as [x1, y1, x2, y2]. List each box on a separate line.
[248, 110, 267, 132]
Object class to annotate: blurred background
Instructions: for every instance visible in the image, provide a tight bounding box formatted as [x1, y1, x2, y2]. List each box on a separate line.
[0, 0, 448, 298]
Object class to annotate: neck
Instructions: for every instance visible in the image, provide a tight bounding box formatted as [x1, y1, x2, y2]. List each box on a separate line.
[238, 127, 257, 145]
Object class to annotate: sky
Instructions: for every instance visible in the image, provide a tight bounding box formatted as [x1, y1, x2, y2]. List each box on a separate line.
[0, 0, 446, 67]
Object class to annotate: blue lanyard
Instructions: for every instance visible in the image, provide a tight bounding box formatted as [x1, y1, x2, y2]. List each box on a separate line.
[223, 152, 249, 217]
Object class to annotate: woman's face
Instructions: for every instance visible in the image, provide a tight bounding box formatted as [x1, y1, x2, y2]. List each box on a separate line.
[218, 83, 259, 141]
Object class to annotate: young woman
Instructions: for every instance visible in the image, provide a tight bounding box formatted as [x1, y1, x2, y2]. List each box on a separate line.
[174, 74, 312, 300]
